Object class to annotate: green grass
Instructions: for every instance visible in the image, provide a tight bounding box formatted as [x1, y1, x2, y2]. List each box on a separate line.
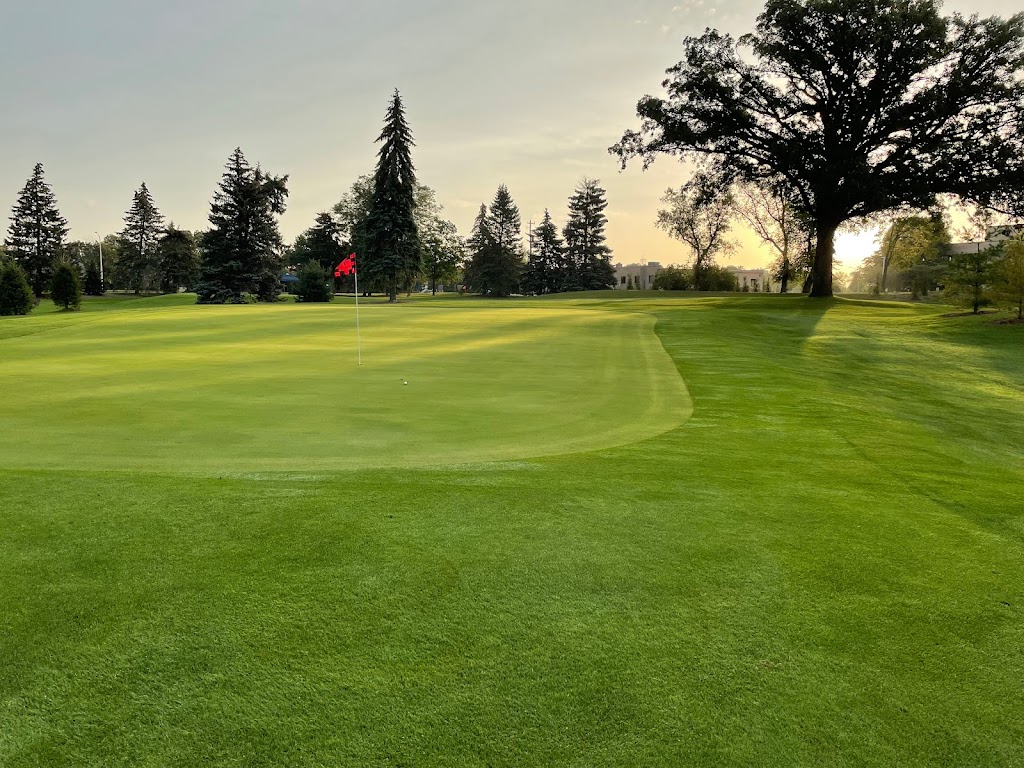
[1, 293, 1022, 766]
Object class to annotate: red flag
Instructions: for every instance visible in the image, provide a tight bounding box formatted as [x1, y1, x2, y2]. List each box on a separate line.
[335, 255, 357, 277]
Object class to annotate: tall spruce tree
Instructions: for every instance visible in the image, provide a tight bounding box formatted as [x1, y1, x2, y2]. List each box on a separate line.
[467, 186, 523, 297]
[115, 183, 164, 293]
[521, 210, 565, 295]
[198, 148, 289, 303]
[563, 179, 615, 291]
[158, 225, 201, 293]
[4, 163, 68, 297]
[362, 90, 420, 302]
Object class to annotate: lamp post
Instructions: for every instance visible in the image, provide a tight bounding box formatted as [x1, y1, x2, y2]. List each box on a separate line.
[94, 232, 104, 289]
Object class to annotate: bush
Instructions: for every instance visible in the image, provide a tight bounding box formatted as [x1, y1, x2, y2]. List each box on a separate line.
[653, 266, 693, 291]
[0, 263, 35, 315]
[51, 260, 82, 311]
[195, 282, 259, 304]
[699, 264, 740, 292]
[293, 261, 334, 303]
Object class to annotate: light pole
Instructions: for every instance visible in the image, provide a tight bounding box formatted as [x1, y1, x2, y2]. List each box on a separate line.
[94, 232, 105, 290]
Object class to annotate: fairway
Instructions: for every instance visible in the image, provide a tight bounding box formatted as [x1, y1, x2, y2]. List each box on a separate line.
[0, 301, 689, 472]
[2, 294, 1023, 767]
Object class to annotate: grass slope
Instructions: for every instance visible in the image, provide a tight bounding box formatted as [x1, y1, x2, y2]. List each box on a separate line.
[1, 294, 1022, 766]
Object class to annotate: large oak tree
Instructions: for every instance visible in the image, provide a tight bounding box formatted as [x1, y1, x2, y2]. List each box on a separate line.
[612, 0, 1024, 297]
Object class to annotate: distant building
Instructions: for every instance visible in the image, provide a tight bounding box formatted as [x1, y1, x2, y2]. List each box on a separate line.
[948, 225, 1023, 255]
[726, 267, 774, 292]
[985, 225, 1024, 242]
[614, 262, 661, 290]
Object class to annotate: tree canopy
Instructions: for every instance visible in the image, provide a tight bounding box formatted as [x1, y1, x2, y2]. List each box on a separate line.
[612, 0, 1024, 297]
[656, 180, 735, 290]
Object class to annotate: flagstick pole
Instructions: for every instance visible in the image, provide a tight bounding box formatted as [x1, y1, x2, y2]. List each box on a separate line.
[354, 266, 362, 367]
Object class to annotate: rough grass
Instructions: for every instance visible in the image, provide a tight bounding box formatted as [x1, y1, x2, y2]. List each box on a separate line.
[1, 293, 1022, 767]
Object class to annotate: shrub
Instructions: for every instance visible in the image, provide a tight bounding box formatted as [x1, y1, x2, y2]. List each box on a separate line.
[653, 266, 693, 291]
[701, 264, 740, 292]
[51, 260, 82, 311]
[0, 263, 35, 315]
[293, 260, 334, 303]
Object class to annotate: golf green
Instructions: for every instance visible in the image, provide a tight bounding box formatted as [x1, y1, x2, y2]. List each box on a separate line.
[0, 302, 690, 472]
[1, 293, 1022, 766]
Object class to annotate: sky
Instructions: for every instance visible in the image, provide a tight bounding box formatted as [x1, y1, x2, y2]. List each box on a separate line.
[0, 0, 1016, 272]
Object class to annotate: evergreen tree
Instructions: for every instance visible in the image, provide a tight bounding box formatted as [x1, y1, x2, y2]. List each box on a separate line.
[0, 262, 35, 315]
[158, 225, 201, 293]
[51, 260, 82, 311]
[362, 90, 420, 302]
[198, 148, 289, 303]
[288, 213, 346, 275]
[294, 260, 334, 303]
[114, 183, 164, 293]
[4, 163, 68, 297]
[521, 210, 565, 295]
[467, 186, 523, 297]
[462, 204, 490, 292]
[998, 239, 1024, 320]
[563, 179, 615, 291]
[944, 247, 998, 314]
[84, 261, 105, 296]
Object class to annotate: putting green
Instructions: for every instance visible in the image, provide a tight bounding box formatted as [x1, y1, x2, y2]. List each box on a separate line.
[0, 302, 691, 472]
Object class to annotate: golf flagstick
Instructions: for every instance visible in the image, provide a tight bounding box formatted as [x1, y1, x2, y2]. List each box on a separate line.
[335, 254, 361, 367]
[354, 260, 361, 367]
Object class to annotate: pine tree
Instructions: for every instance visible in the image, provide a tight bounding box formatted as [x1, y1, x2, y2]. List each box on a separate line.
[4, 163, 68, 297]
[467, 186, 523, 297]
[198, 148, 289, 303]
[361, 90, 420, 302]
[51, 260, 82, 311]
[521, 210, 565, 295]
[462, 204, 489, 292]
[84, 261, 105, 296]
[945, 248, 998, 314]
[0, 263, 35, 315]
[158, 225, 201, 293]
[115, 183, 165, 293]
[294, 260, 334, 303]
[288, 213, 346, 275]
[563, 179, 615, 291]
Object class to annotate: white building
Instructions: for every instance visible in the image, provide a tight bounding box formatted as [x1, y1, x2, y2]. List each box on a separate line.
[726, 267, 774, 292]
[614, 262, 662, 290]
[948, 225, 1024, 255]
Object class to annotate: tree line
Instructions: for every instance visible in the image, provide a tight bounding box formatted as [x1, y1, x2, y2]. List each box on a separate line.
[844, 212, 1024, 318]
[1, 90, 617, 314]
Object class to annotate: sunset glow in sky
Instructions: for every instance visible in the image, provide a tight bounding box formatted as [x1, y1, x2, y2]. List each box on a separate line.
[1, 0, 1014, 272]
